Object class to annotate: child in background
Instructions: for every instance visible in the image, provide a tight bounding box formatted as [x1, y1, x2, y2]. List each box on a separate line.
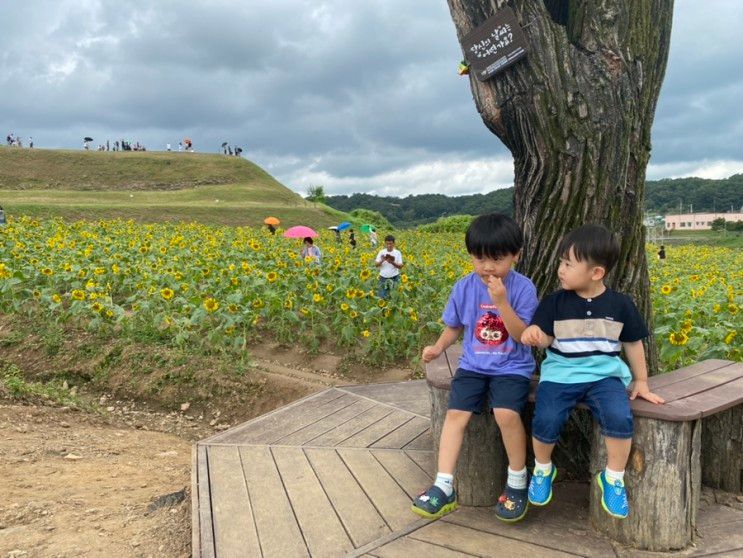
[413, 214, 538, 522]
[521, 224, 664, 519]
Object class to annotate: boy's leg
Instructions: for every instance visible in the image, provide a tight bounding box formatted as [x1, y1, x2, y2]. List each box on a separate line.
[412, 369, 486, 519]
[528, 381, 586, 506]
[585, 378, 633, 519]
[488, 375, 531, 522]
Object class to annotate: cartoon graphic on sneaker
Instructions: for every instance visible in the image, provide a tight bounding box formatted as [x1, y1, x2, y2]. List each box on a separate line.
[528, 465, 557, 506]
[494, 484, 528, 522]
[597, 471, 629, 519]
[411, 485, 458, 520]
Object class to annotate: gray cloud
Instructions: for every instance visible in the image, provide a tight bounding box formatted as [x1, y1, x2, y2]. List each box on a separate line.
[1, 1, 741, 196]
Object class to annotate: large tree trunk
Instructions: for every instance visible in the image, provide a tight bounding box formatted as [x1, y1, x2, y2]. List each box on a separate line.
[447, 0, 674, 375]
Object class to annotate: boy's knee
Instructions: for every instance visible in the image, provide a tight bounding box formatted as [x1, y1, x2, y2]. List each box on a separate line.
[493, 408, 521, 429]
[445, 409, 472, 426]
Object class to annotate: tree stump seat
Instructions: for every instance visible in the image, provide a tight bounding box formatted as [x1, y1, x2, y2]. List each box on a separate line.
[426, 345, 742, 551]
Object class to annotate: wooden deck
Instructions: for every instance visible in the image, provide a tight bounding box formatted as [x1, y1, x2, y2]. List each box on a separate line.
[193, 380, 743, 557]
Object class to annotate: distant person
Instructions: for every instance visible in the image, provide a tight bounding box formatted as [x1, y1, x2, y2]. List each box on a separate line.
[374, 235, 403, 298]
[178, 142, 183, 152]
[334, 229, 342, 243]
[267, 223, 276, 235]
[349, 229, 357, 249]
[106, 139, 110, 151]
[166, 143, 171, 152]
[300, 237, 321, 265]
[657, 245, 666, 261]
[29, 137, 34, 149]
[369, 228, 378, 248]
[0, 205, 6, 226]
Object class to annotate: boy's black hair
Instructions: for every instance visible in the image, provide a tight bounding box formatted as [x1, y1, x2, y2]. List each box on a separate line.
[384, 235, 395, 242]
[465, 213, 523, 258]
[558, 224, 619, 273]
[303, 236, 314, 244]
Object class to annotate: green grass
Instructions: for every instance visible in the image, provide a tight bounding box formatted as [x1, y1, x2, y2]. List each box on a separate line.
[0, 147, 347, 227]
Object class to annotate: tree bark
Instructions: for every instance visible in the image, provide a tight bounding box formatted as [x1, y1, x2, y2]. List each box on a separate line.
[447, 0, 674, 375]
[702, 406, 743, 493]
[589, 417, 701, 550]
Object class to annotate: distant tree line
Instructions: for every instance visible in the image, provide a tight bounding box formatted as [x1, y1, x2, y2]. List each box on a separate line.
[323, 175, 742, 228]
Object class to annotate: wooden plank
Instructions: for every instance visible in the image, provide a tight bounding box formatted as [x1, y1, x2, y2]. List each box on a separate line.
[443, 501, 616, 557]
[207, 445, 261, 557]
[405, 450, 436, 477]
[648, 359, 734, 389]
[196, 444, 216, 558]
[338, 448, 416, 531]
[339, 381, 430, 417]
[410, 521, 580, 557]
[651, 363, 742, 403]
[305, 448, 391, 548]
[340, 410, 416, 448]
[238, 445, 309, 557]
[276, 398, 376, 446]
[310, 404, 395, 447]
[371, 417, 431, 449]
[191, 445, 203, 558]
[248, 392, 360, 444]
[272, 447, 354, 556]
[633, 376, 743, 421]
[691, 376, 743, 417]
[368, 537, 475, 557]
[371, 450, 433, 499]
[403, 429, 433, 451]
[204, 388, 342, 444]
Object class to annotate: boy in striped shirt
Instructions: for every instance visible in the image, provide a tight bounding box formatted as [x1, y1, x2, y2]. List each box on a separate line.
[521, 224, 664, 519]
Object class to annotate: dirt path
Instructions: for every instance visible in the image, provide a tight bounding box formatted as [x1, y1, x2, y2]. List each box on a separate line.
[0, 349, 413, 557]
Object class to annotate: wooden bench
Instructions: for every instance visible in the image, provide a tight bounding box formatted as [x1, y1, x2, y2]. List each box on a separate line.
[426, 345, 742, 551]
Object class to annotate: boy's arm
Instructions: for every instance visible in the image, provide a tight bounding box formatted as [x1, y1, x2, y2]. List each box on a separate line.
[487, 276, 529, 341]
[520, 325, 553, 348]
[624, 341, 665, 404]
[422, 326, 463, 362]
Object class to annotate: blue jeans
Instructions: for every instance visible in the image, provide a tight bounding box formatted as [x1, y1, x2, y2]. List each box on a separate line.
[532, 377, 633, 443]
[377, 275, 399, 299]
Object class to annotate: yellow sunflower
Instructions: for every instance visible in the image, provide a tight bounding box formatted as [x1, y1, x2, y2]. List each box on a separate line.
[267, 271, 278, 283]
[51, 294, 62, 304]
[724, 331, 737, 344]
[203, 297, 220, 312]
[362, 330, 371, 338]
[660, 285, 672, 295]
[359, 269, 372, 280]
[160, 288, 175, 301]
[668, 331, 689, 346]
[71, 289, 86, 301]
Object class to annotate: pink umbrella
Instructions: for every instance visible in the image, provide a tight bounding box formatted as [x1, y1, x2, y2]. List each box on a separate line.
[283, 225, 318, 238]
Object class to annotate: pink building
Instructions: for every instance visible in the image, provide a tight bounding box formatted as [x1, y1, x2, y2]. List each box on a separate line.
[664, 212, 743, 231]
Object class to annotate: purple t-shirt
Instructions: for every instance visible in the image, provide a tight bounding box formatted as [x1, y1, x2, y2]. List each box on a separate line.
[442, 271, 538, 378]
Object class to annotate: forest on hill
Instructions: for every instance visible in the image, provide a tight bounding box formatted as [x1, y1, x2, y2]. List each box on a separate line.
[324, 174, 743, 228]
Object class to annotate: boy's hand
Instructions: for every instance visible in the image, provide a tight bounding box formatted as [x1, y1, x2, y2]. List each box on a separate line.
[421, 345, 442, 363]
[520, 325, 545, 347]
[487, 276, 508, 306]
[630, 380, 665, 404]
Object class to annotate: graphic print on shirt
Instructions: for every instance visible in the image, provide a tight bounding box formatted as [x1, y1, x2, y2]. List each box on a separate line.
[474, 311, 509, 346]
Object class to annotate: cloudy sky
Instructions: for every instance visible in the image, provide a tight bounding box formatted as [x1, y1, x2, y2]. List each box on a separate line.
[2, 1, 741, 197]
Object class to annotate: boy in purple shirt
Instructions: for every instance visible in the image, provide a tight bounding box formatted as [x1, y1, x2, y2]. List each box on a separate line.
[412, 214, 538, 522]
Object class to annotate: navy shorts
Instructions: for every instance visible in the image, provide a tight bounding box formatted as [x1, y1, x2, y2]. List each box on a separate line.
[448, 368, 531, 414]
[532, 377, 633, 443]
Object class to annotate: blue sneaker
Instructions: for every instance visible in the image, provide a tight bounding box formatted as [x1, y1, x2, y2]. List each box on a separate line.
[597, 471, 629, 519]
[528, 465, 557, 506]
[411, 485, 458, 520]
[494, 484, 529, 522]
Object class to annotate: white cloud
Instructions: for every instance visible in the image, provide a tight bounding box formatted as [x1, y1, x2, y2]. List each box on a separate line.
[647, 160, 743, 180]
[280, 156, 515, 197]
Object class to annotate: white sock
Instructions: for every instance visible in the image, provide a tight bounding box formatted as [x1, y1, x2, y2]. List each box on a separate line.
[605, 467, 625, 486]
[534, 459, 552, 476]
[507, 467, 528, 489]
[434, 472, 454, 496]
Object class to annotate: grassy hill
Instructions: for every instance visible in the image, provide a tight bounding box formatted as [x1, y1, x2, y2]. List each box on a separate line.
[0, 146, 344, 227]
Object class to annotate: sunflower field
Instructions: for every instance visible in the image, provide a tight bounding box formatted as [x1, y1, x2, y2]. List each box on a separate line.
[0, 217, 740, 370]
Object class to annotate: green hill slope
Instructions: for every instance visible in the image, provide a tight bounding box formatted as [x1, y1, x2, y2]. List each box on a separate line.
[0, 147, 344, 228]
